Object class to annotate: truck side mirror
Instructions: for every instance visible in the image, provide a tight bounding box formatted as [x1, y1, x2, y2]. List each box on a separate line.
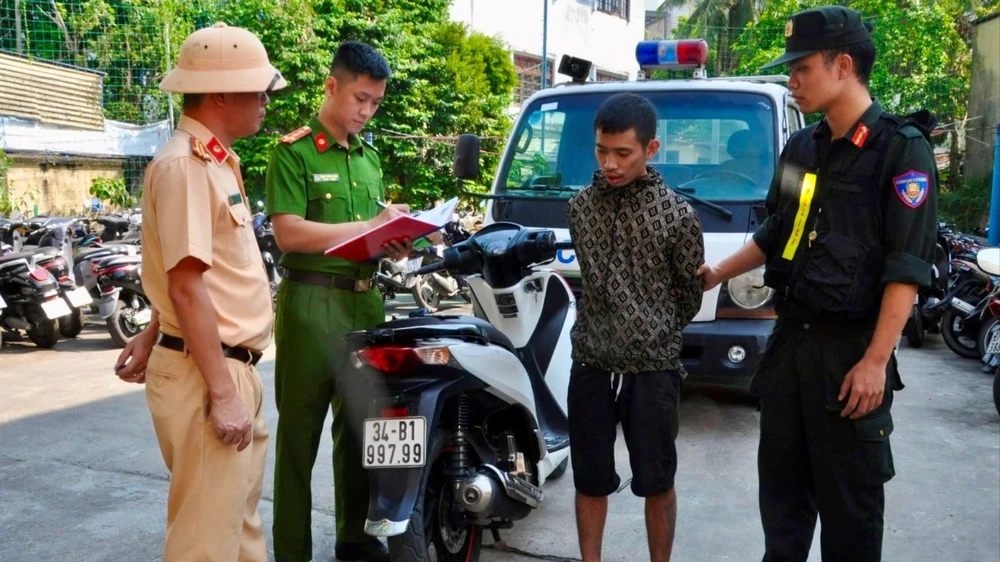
[453, 134, 480, 181]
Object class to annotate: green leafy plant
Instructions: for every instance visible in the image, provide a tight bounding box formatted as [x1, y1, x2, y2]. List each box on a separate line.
[89, 176, 134, 210]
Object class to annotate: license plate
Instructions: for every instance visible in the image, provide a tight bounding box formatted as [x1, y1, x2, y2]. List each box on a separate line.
[65, 286, 92, 308]
[41, 298, 72, 319]
[402, 257, 423, 274]
[987, 331, 1000, 355]
[363, 417, 427, 468]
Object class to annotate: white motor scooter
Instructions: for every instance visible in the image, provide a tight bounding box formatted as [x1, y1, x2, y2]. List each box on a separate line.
[344, 137, 575, 562]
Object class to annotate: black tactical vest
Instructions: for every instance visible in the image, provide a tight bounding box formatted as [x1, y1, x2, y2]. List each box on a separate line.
[763, 112, 920, 324]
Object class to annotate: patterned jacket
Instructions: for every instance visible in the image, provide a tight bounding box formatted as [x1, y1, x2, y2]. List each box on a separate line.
[567, 167, 705, 375]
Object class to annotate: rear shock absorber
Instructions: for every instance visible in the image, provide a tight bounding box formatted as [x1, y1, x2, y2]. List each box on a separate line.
[451, 394, 470, 477]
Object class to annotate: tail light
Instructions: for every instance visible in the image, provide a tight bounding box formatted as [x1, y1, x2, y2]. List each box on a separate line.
[354, 345, 452, 376]
[381, 407, 411, 418]
[29, 269, 51, 283]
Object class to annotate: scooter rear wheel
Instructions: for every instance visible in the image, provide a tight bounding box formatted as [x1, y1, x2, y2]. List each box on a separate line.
[940, 309, 981, 359]
[59, 308, 85, 338]
[27, 317, 59, 348]
[388, 429, 482, 562]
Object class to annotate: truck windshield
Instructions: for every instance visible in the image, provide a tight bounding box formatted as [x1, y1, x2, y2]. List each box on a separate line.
[498, 90, 777, 202]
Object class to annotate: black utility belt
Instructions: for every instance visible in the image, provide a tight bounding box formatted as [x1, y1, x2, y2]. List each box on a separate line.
[157, 333, 263, 367]
[282, 268, 375, 292]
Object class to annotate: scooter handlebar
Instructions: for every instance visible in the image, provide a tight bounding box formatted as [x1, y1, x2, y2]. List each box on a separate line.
[553, 241, 574, 251]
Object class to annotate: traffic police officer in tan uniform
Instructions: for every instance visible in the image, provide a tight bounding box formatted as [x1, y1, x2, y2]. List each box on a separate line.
[114, 22, 285, 562]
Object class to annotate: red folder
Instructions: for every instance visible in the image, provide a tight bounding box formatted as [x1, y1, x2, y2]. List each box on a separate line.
[324, 198, 458, 262]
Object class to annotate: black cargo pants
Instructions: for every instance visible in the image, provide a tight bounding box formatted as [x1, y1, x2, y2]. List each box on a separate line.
[752, 321, 902, 562]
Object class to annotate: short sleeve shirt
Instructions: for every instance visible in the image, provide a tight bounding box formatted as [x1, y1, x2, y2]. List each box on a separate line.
[264, 116, 384, 276]
[140, 115, 273, 351]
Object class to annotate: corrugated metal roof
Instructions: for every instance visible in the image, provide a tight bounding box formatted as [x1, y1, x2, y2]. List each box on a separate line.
[0, 51, 104, 131]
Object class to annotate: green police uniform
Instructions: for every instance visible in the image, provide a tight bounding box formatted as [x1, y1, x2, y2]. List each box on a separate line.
[751, 7, 938, 562]
[265, 116, 384, 561]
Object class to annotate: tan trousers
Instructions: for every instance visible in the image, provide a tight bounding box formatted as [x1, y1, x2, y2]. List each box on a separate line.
[145, 346, 269, 562]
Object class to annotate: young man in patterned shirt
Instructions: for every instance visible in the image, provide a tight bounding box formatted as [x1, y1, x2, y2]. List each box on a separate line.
[566, 93, 705, 562]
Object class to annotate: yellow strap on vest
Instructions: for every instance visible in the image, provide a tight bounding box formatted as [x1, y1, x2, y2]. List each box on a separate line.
[781, 173, 817, 261]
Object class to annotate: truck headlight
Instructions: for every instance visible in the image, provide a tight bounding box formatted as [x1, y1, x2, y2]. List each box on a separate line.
[726, 267, 773, 309]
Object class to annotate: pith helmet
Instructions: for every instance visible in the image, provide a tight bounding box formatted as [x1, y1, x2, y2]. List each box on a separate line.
[160, 22, 287, 94]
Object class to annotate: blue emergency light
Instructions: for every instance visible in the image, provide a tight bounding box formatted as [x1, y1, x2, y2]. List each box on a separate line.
[635, 40, 710, 71]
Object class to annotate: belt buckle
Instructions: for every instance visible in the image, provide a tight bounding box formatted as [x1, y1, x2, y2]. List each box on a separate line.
[354, 278, 372, 292]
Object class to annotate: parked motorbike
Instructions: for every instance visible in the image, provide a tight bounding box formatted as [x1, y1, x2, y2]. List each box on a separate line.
[928, 248, 999, 359]
[95, 254, 151, 348]
[346, 221, 575, 562]
[0, 251, 71, 347]
[31, 247, 91, 338]
[977, 294, 1000, 416]
[376, 253, 425, 303]
[409, 223, 474, 311]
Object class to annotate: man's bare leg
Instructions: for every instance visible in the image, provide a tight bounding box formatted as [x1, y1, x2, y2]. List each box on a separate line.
[645, 488, 677, 562]
[576, 492, 609, 562]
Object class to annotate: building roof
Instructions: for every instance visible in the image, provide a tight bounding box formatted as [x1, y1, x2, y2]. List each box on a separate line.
[0, 51, 105, 131]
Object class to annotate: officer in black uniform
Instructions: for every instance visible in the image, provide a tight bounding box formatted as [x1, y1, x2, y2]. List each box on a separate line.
[698, 6, 938, 561]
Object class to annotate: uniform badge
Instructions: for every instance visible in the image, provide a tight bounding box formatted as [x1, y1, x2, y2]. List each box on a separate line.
[893, 170, 929, 209]
[312, 173, 340, 182]
[228, 193, 244, 206]
[314, 132, 330, 153]
[205, 137, 228, 164]
[279, 126, 312, 144]
[850, 123, 870, 148]
[190, 137, 212, 162]
[784, 19, 794, 37]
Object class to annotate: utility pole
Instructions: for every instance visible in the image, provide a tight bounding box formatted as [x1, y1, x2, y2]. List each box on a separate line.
[15, 0, 23, 54]
[541, 0, 549, 89]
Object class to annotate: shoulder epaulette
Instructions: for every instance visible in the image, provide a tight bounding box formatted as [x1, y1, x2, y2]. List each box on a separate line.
[190, 137, 212, 162]
[279, 126, 312, 144]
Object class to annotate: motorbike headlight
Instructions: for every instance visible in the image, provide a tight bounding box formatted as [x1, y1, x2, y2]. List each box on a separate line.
[726, 267, 774, 309]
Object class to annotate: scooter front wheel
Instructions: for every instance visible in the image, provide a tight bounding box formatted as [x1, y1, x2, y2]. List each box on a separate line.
[388, 430, 482, 562]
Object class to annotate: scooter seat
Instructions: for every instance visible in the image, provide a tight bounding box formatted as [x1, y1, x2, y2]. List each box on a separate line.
[374, 315, 516, 354]
[97, 255, 142, 269]
[0, 251, 36, 265]
[31, 247, 61, 257]
[75, 245, 132, 262]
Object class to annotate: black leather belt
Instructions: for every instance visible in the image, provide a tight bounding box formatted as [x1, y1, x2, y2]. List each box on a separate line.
[157, 333, 262, 367]
[283, 268, 374, 292]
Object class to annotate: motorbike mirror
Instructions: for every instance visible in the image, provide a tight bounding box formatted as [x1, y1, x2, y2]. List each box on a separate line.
[453, 134, 480, 181]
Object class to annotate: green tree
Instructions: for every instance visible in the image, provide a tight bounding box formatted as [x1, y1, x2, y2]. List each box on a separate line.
[665, 0, 758, 75]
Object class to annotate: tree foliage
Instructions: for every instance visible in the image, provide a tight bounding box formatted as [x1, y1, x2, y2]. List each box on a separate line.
[1, 0, 517, 208]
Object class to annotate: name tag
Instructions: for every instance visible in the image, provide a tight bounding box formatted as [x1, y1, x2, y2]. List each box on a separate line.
[228, 193, 244, 206]
[313, 173, 340, 182]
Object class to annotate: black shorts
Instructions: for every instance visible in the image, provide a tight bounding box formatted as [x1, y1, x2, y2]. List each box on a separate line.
[567, 361, 681, 497]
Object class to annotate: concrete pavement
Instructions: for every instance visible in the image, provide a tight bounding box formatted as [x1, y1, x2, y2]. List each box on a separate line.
[0, 306, 997, 561]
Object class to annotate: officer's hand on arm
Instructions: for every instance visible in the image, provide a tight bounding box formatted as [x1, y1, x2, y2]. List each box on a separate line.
[114, 308, 160, 384]
[698, 238, 767, 291]
[168, 258, 253, 451]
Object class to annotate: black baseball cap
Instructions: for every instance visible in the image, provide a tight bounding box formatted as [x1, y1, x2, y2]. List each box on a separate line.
[761, 6, 872, 69]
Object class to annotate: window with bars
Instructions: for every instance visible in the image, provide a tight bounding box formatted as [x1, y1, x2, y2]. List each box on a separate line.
[514, 53, 554, 104]
[596, 0, 630, 21]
